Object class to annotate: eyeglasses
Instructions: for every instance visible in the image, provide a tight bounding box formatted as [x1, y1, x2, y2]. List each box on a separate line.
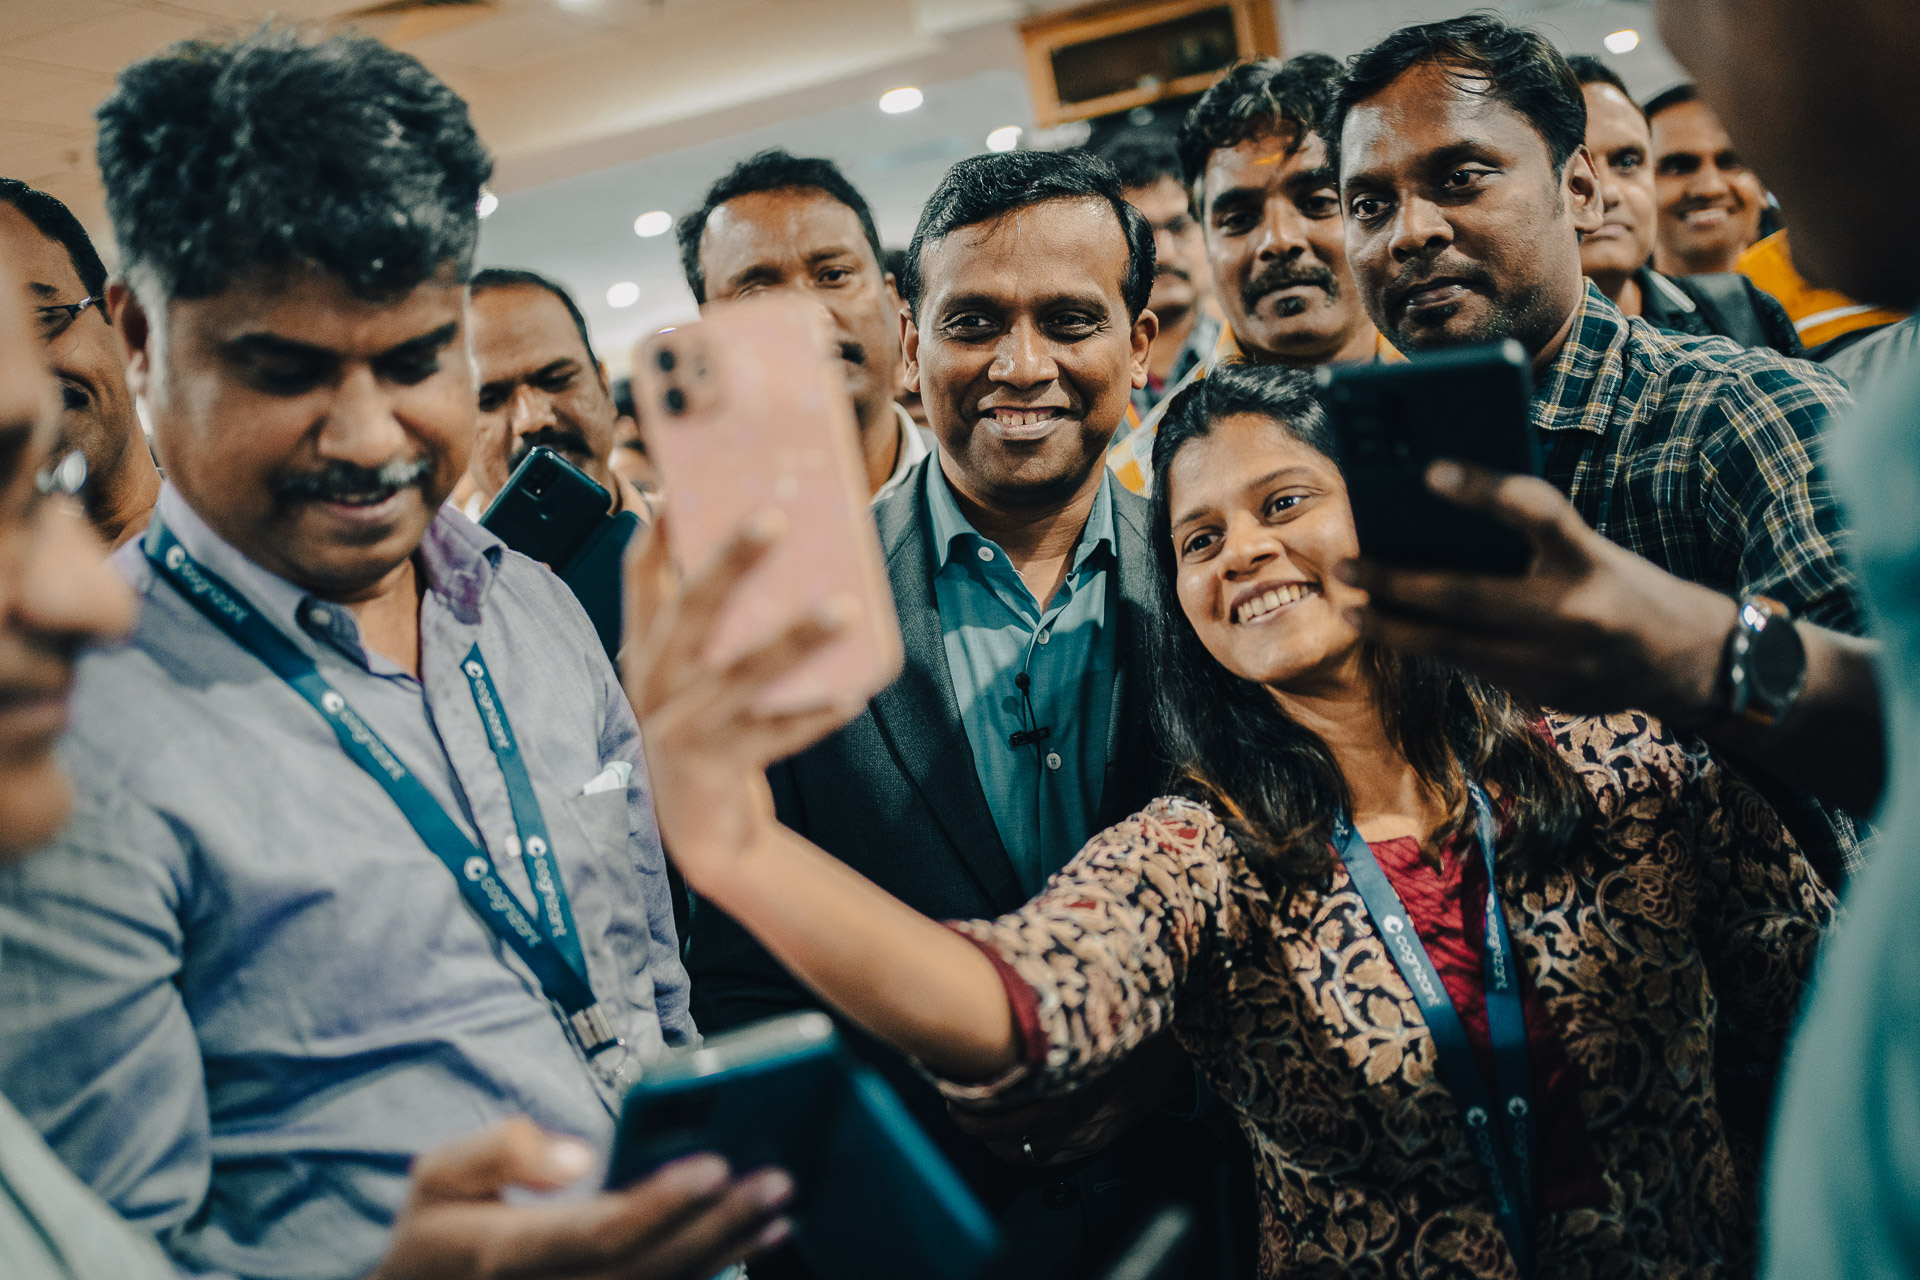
[35, 449, 86, 500]
[34, 296, 97, 343]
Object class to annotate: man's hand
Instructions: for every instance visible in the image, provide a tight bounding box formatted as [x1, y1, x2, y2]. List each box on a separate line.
[620, 510, 864, 897]
[947, 1032, 1189, 1168]
[1341, 461, 1737, 724]
[370, 1118, 792, 1280]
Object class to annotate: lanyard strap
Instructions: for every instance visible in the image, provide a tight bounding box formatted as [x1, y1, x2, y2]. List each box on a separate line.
[144, 519, 617, 1055]
[1333, 784, 1536, 1274]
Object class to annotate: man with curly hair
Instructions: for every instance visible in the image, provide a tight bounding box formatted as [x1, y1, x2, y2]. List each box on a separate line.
[0, 26, 790, 1280]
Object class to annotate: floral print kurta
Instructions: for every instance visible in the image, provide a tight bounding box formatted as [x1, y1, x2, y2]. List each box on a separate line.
[940, 713, 1835, 1278]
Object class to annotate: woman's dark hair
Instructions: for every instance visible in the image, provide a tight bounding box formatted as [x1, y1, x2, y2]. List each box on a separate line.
[1145, 361, 1589, 892]
[1328, 15, 1587, 178]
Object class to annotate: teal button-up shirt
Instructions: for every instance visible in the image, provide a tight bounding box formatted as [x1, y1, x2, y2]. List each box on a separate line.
[926, 462, 1118, 895]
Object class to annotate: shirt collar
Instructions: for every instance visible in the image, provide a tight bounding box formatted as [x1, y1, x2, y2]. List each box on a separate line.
[924, 457, 1116, 576]
[872, 402, 931, 506]
[1530, 282, 1631, 437]
[149, 482, 506, 667]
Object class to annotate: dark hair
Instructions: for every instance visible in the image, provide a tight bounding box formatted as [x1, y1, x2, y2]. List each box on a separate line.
[1096, 130, 1186, 193]
[1329, 15, 1587, 177]
[1565, 54, 1640, 116]
[96, 25, 490, 302]
[898, 149, 1154, 320]
[677, 149, 885, 305]
[1177, 53, 1343, 189]
[1145, 361, 1589, 891]
[1642, 83, 1699, 122]
[471, 267, 598, 366]
[0, 179, 108, 299]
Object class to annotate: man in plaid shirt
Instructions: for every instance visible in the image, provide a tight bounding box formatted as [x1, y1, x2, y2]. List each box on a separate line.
[1327, 16, 1881, 884]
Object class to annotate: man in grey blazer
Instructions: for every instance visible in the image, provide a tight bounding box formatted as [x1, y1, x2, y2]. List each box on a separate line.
[686, 150, 1249, 1279]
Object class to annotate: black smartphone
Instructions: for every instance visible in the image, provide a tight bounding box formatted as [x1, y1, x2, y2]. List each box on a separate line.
[608, 1012, 1001, 1280]
[480, 446, 611, 570]
[480, 447, 637, 660]
[1315, 340, 1541, 575]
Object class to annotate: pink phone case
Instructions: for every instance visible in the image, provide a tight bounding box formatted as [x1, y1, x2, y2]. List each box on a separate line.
[634, 296, 904, 714]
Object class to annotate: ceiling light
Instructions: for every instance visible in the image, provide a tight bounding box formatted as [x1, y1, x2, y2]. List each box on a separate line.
[1604, 28, 1640, 54]
[476, 190, 499, 218]
[606, 281, 640, 308]
[633, 210, 672, 238]
[985, 125, 1022, 153]
[879, 87, 923, 114]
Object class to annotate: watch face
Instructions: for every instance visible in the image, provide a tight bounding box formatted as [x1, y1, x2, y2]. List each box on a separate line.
[1748, 611, 1808, 705]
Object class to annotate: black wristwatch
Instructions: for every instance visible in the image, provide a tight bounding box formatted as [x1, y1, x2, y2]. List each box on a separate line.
[1715, 594, 1807, 729]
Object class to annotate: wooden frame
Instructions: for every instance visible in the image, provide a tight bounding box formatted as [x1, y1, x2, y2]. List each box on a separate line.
[1018, 0, 1281, 127]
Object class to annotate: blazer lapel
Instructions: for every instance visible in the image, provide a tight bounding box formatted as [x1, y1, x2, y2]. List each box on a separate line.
[1098, 485, 1163, 827]
[867, 462, 1026, 909]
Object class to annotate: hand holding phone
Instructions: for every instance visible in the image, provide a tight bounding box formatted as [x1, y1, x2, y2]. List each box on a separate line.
[633, 296, 903, 713]
[1316, 340, 1541, 576]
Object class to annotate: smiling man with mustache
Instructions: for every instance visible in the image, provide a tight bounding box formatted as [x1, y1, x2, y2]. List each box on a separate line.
[1104, 54, 1384, 495]
[1331, 14, 1877, 890]
[0, 28, 800, 1280]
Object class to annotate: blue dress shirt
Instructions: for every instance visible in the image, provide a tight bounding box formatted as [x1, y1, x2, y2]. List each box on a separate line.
[925, 462, 1117, 894]
[0, 485, 693, 1280]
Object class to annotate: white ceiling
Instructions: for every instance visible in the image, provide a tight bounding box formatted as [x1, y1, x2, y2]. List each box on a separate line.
[0, 0, 1682, 372]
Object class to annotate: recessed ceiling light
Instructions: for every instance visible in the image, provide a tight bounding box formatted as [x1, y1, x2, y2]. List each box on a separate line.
[985, 125, 1022, 153]
[633, 210, 672, 238]
[1604, 28, 1640, 54]
[879, 87, 923, 114]
[476, 190, 499, 218]
[606, 281, 640, 308]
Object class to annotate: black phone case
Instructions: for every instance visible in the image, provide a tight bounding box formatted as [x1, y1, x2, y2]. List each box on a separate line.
[479, 448, 611, 573]
[608, 1016, 1000, 1280]
[1316, 341, 1541, 576]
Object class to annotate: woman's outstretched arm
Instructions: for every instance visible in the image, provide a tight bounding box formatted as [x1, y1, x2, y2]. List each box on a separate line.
[621, 512, 1018, 1081]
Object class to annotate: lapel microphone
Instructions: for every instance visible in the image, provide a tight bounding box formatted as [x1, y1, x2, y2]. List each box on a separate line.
[1008, 671, 1053, 749]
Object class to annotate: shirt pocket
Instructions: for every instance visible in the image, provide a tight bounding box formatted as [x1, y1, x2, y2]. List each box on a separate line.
[564, 787, 634, 866]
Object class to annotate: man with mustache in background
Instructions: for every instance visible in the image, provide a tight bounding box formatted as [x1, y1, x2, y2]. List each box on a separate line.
[1106, 53, 1384, 494]
[460, 268, 650, 520]
[0, 28, 791, 1280]
[680, 149, 928, 504]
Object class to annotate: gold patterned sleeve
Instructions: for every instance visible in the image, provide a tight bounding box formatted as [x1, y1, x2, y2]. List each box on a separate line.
[932, 796, 1249, 1109]
[1678, 733, 1839, 1174]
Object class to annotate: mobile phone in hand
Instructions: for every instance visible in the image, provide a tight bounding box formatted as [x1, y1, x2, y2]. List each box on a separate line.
[1315, 340, 1541, 576]
[634, 296, 904, 712]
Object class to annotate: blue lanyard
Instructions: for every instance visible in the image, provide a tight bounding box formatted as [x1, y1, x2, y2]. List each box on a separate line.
[143, 518, 619, 1059]
[1333, 783, 1536, 1274]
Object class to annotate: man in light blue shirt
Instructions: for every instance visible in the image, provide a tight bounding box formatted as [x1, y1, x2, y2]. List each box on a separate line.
[0, 26, 793, 1280]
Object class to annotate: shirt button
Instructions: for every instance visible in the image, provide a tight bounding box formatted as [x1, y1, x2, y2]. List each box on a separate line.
[1045, 751, 1062, 771]
[1037, 629, 1051, 645]
[306, 605, 331, 627]
[976, 546, 995, 563]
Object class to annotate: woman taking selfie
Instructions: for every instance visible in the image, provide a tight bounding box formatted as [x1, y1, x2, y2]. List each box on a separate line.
[626, 363, 1832, 1278]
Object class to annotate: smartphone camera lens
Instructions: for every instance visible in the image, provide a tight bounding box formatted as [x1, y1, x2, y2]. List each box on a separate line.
[664, 387, 686, 415]
[656, 349, 676, 374]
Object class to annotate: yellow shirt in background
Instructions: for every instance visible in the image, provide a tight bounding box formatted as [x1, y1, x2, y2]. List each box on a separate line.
[1739, 230, 1908, 350]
